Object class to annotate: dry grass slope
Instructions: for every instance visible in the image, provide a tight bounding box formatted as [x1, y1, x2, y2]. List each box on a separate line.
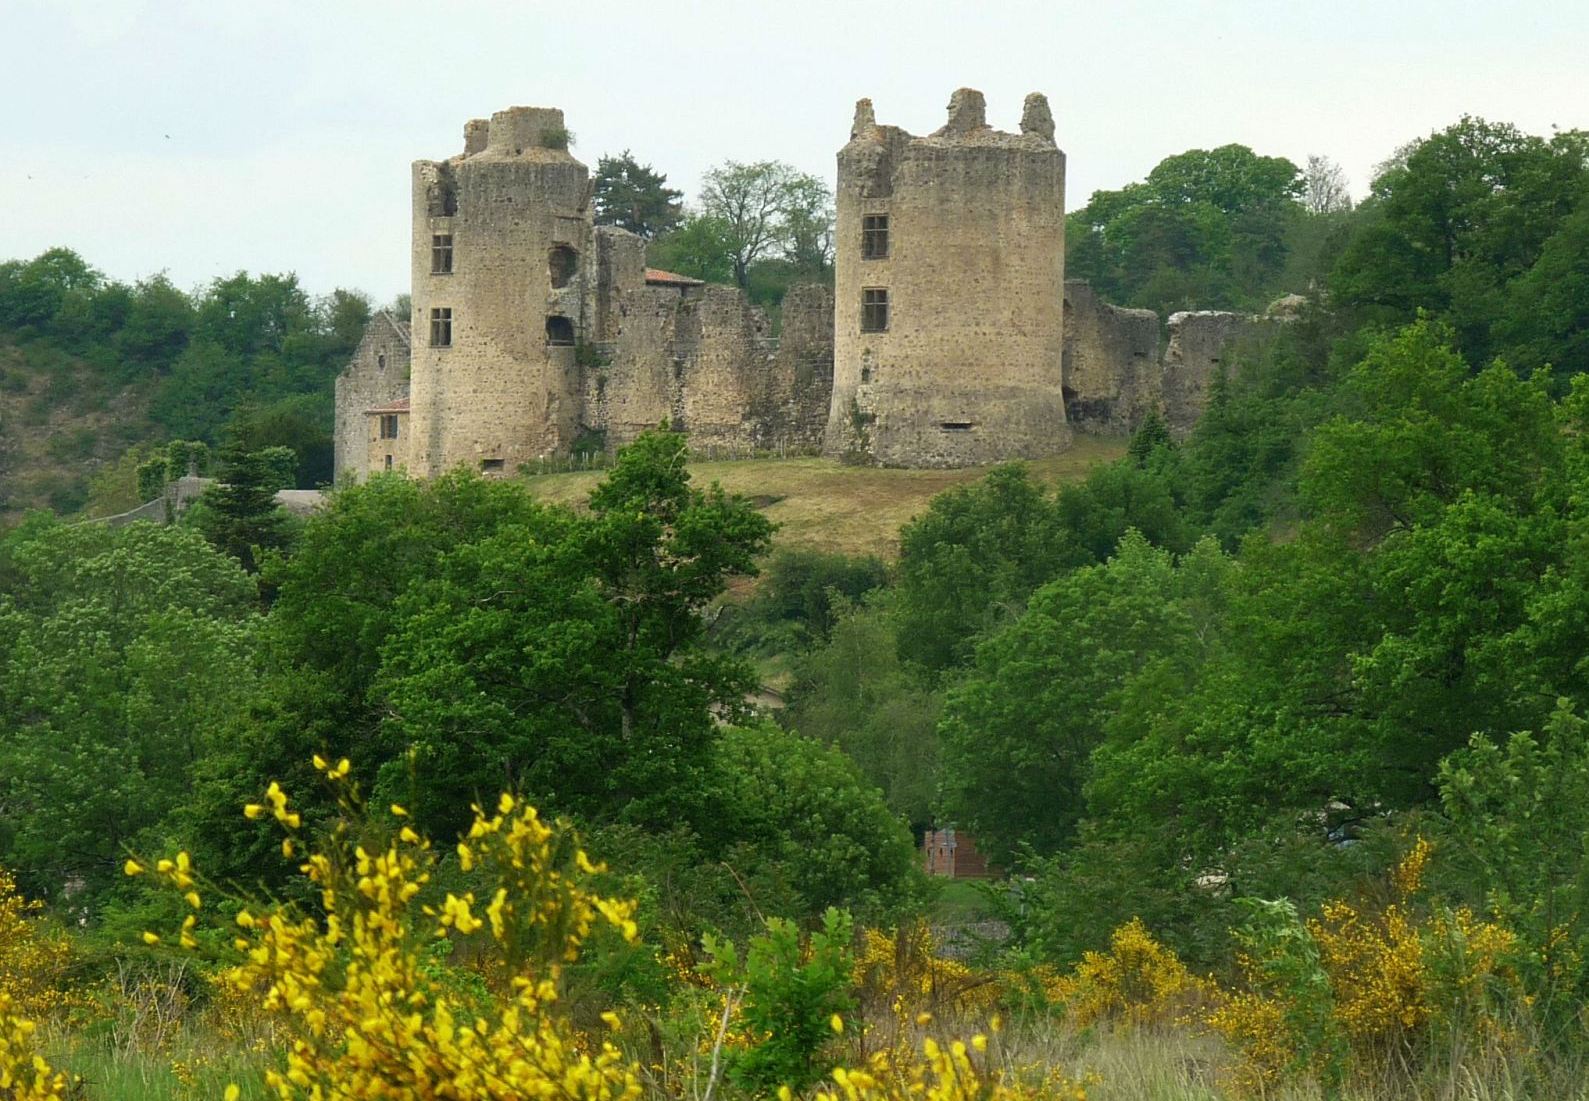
[521, 435, 1129, 560]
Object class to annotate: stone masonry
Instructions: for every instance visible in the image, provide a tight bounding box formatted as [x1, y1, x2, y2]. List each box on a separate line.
[333, 96, 1286, 484]
[332, 310, 411, 482]
[824, 90, 1069, 467]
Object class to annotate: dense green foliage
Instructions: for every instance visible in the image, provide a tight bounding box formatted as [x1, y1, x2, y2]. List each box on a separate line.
[1066, 144, 1316, 315]
[0, 248, 368, 515]
[0, 430, 916, 940]
[5, 117, 1589, 1031]
[781, 116, 1589, 974]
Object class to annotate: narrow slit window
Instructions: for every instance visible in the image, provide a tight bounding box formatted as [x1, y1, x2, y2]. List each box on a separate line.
[430, 307, 452, 347]
[481, 458, 505, 474]
[384, 455, 394, 471]
[861, 288, 889, 333]
[432, 234, 453, 274]
[862, 214, 889, 260]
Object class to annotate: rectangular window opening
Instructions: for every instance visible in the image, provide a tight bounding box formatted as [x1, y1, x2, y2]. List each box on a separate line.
[384, 455, 393, 471]
[480, 458, 505, 473]
[432, 234, 454, 274]
[940, 422, 975, 432]
[379, 414, 399, 440]
[862, 214, 889, 260]
[861, 288, 889, 333]
[430, 307, 452, 347]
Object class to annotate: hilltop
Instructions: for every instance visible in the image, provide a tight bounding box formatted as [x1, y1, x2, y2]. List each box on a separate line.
[520, 435, 1127, 560]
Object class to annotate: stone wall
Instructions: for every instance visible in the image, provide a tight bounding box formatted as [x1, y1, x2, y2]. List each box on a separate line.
[581, 281, 834, 454]
[1061, 281, 1158, 433]
[826, 89, 1069, 467]
[1162, 310, 1280, 436]
[332, 312, 411, 485]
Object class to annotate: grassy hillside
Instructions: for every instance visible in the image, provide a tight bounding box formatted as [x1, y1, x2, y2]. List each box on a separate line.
[520, 434, 1128, 560]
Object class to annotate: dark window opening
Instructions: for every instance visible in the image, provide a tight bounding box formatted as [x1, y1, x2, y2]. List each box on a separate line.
[377, 353, 386, 371]
[379, 414, 399, 440]
[545, 315, 575, 346]
[426, 163, 458, 217]
[862, 214, 889, 259]
[430, 307, 452, 347]
[548, 245, 578, 289]
[384, 455, 393, 471]
[940, 421, 975, 432]
[481, 458, 505, 473]
[432, 234, 454, 274]
[861, 288, 889, 333]
[860, 366, 872, 383]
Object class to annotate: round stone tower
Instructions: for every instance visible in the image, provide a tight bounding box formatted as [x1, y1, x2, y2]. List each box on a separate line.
[407, 106, 592, 477]
[823, 89, 1069, 467]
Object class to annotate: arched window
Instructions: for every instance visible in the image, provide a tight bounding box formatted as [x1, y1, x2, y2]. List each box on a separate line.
[548, 245, 578, 289]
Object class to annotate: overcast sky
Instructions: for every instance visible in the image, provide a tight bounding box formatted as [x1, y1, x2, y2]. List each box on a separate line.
[2, 0, 1584, 304]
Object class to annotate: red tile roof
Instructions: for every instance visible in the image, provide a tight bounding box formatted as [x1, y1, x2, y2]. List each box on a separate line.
[645, 268, 706, 287]
[365, 397, 410, 415]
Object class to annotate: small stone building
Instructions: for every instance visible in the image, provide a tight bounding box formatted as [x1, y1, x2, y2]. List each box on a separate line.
[332, 311, 411, 483]
[921, 827, 997, 879]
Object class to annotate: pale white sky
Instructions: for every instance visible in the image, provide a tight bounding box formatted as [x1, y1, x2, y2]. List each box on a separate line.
[2, 0, 1584, 304]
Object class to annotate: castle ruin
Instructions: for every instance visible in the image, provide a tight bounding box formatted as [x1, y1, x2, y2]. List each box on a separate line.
[334, 93, 1284, 483]
[825, 89, 1068, 466]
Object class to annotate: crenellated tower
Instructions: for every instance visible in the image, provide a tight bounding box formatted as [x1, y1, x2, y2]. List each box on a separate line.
[406, 106, 593, 476]
[824, 89, 1069, 466]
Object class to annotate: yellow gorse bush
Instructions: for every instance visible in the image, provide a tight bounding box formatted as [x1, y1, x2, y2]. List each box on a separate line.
[1205, 838, 1529, 1095]
[852, 922, 1001, 1018]
[0, 866, 76, 1019]
[0, 992, 68, 1101]
[132, 756, 644, 1101]
[817, 1031, 1088, 1101]
[1050, 917, 1211, 1027]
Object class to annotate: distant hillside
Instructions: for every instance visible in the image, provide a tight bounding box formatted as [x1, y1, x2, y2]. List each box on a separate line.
[0, 248, 368, 527]
[0, 338, 158, 520]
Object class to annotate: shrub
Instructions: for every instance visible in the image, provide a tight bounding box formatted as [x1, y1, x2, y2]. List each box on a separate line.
[130, 758, 644, 1101]
[0, 867, 76, 1019]
[1050, 917, 1212, 1028]
[704, 908, 855, 1094]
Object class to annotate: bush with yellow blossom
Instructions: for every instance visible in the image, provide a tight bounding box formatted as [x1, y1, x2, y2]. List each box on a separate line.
[817, 1026, 1089, 1101]
[1049, 917, 1212, 1028]
[0, 992, 70, 1101]
[1206, 839, 1528, 1096]
[129, 755, 644, 1101]
[0, 866, 76, 1020]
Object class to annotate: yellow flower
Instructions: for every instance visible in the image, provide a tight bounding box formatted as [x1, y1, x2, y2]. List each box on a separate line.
[123, 859, 144, 876]
[831, 1013, 844, 1033]
[142, 932, 160, 946]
